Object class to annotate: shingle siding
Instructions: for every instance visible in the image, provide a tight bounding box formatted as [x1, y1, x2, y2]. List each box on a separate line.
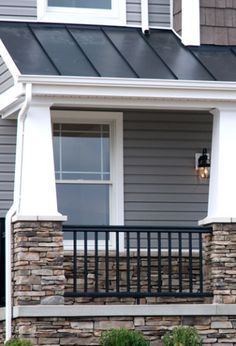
[200, 0, 236, 44]
[123, 110, 212, 227]
[173, 0, 182, 35]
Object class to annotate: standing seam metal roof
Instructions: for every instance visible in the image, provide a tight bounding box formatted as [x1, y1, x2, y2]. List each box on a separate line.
[0, 22, 235, 81]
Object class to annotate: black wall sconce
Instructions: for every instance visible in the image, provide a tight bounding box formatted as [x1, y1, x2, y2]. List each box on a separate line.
[195, 148, 210, 179]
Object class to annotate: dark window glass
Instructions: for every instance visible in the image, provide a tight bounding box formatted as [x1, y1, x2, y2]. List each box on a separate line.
[48, 0, 112, 9]
[57, 183, 109, 225]
[53, 123, 111, 227]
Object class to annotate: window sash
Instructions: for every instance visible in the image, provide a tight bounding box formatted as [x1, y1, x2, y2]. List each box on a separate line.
[48, 0, 112, 9]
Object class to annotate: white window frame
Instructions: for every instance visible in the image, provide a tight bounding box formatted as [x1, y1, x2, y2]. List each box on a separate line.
[51, 110, 124, 250]
[37, 0, 126, 26]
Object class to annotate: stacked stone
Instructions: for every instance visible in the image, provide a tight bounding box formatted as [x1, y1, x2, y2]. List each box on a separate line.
[207, 224, 236, 304]
[12, 315, 236, 346]
[0, 320, 4, 345]
[13, 221, 65, 305]
[64, 251, 204, 305]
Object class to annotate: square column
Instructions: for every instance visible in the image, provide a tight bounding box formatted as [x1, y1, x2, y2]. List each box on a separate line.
[204, 108, 236, 223]
[14, 103, 65, 221]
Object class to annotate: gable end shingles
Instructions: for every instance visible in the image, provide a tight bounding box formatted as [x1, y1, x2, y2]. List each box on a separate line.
[201, 0, 236, 45]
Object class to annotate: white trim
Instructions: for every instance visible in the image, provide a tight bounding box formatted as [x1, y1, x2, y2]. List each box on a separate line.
[11, 304, 236, 318]
[12, 214, 67, 222]
[170, 0, 174, 30]
[37, 0, 126, 26]
[52, 110, 124, 232]
[182, 0, 200, 46]
[141, 0, 149, 33]
[0, 308, 4, 321]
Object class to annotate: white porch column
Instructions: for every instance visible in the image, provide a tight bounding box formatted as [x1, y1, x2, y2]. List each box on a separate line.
[15, 103, 64, 220]
[181, 0, 200, 46]
[201, 108, 236, 224]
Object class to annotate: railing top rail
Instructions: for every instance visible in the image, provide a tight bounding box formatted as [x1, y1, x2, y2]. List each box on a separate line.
[63, 225, 212, 233]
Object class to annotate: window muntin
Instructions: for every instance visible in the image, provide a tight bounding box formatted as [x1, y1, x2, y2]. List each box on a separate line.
[54, 124, 110, 181]
[53, 123, 111, 226]
[48, 0, 112, 9]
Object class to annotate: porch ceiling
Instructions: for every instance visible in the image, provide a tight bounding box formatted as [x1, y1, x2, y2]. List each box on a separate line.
[0, 22, 236, 81]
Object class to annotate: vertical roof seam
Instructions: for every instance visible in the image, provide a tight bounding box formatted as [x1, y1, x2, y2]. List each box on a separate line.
[139, 30, 178, 80]
[188, 47, 217, 81]
[27, 23, 61, 76]
[101, 27, 140, 78]
[65, 25, 101, 77]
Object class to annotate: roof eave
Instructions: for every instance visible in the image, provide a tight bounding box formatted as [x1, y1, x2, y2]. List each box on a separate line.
[16, 75, 236, 111]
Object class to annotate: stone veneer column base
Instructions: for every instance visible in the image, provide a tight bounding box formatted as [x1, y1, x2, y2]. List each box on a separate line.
[205, 223, 236, 304]
[12, 221, 65, 305]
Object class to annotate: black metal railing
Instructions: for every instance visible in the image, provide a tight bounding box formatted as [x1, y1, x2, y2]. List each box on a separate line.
[64, 225, 213, 301]
[0, 218, 5, 307]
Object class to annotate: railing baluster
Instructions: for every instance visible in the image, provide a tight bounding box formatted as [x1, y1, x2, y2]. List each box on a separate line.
[84, 230, 88, 293]
[63, 225, 213, 300]
[199, 232, 203, 293]
[116, 230, 120, 292]
[126, 231, 130, 292]
[189, 232, 193, 293]
[178, 232, 182, 293]
[95, 231, 98, 292]
[73, 230, 77, 293]
[168, 232, 172, 292]
[137, 231, 141, 303]
[147, 231, 151, 293]
[105, 230, 109, 293]
[158, 231, 162, 292]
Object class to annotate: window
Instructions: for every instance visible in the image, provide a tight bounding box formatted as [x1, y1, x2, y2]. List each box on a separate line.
[52, 110, 124, 232]
[54, 123, 110, 225]
[38, 0, 126, 25]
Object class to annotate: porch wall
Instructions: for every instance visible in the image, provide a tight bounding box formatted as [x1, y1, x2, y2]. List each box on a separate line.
[11, 314, 236, 345]
[64, 251, 207, 305]
[123, 111, 212, 227]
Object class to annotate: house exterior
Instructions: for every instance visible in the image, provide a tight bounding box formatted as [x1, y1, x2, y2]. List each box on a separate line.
[0, 0, 236, 345]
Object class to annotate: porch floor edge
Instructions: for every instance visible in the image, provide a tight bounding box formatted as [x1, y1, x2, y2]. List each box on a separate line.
[6, 304, 236, 318]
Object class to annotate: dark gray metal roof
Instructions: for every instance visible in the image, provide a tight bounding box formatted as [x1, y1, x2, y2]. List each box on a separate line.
[0, 22, 235, 81]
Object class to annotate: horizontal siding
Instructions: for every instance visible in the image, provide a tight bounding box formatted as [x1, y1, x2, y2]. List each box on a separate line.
[127, 0, 171, 28]
[0, 0, 171, 27]
[127, 0, 141, 25]
[149, 0, 171, 27]
[123, 111, 212, 227]
[0, 0, 37, 20]
[0, 56, 14, 94]
[0, 118, 16, 217]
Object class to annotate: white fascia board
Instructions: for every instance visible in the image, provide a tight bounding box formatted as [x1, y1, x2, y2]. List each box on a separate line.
[17, 75, 236, 110]
[0, 40, 20, 83]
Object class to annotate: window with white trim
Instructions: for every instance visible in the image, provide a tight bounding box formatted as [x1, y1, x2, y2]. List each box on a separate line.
[52, 111, 124, 231]
[38, 0, 126, 26]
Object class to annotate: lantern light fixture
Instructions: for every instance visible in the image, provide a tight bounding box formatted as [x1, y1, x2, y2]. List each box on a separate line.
[195, 148, 210, 179]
